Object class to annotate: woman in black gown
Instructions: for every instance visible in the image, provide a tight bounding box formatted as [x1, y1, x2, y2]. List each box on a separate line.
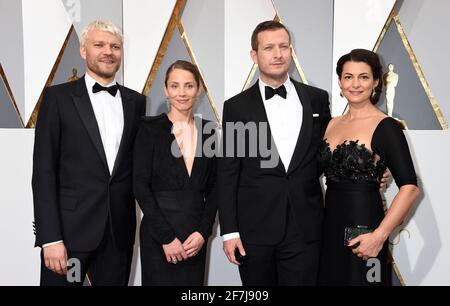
[318, 49, 420, 285]
[133, 60, 217, 285]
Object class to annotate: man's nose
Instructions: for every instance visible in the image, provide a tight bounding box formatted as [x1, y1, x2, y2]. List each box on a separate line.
[273, 46, 282, 58]
[103, 45, 113, 54]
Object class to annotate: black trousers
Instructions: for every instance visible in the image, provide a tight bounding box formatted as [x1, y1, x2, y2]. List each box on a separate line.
[40, 220, 133, 286]
[238, 206, 321, 286]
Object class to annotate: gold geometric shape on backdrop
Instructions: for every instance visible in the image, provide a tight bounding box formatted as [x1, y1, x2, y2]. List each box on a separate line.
[371, 3, 440, 286]
[373, 7, 448, 130]
[142, 0, 221, 125]
[142, 0, 185, 96]
[26, 25, 74, 128]
[373, 1, 422, 286]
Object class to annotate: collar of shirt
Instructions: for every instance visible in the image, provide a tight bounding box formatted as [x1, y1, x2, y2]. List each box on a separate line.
[84, 72, 124, 175]
[258, 77, 295, 104]
[84, 72, 118, 96]
[257, 76, 303, 171]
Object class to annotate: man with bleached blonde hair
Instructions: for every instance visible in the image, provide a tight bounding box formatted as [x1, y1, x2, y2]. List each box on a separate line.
[79, 19, 123, 47]
[32, 20, 146, 285]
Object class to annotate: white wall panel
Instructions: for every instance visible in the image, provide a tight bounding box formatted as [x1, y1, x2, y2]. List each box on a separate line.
[0, 130, 39, 285]
[332, 0, 395, 116]
[22, 0, 72, 123]
[224, 0, 275, 101]
[386, 131, 450, 285]
[397, 0, 450, 128]
[123, 0, 176, 92]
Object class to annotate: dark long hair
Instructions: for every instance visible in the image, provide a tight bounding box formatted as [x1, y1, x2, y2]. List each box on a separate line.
[336, 49, 383, 104]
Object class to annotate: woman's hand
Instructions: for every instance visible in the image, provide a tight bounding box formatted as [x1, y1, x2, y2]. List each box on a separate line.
[348, 230, 388, 261]
[162, 238, 188, 264]
[182, 232, 205, 258]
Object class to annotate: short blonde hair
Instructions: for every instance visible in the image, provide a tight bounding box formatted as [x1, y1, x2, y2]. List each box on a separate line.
[80, 20, 123, 47]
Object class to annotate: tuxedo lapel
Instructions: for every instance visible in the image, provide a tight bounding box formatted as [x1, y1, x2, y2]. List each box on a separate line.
[287, 79, 313, 174]
[247, 82, 286, 174]
[71, 77, 109, 175]
[110, 85, 135, 179]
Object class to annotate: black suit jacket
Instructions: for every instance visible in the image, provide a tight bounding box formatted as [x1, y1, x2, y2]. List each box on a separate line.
[218, 79, 331, 245]
[32, 76, 146, 251]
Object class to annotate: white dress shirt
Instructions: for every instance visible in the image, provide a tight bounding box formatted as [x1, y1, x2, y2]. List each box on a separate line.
[223, 77, 303, 242]
[85, 72, 124, 175]
[258, 78, 303, 170]
[42, 73, 124, 248]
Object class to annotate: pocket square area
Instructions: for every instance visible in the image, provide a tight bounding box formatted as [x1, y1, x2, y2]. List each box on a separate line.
[313, 113, 320, 117]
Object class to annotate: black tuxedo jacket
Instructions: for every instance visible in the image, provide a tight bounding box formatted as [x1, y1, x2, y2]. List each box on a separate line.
[32, 76, 146, 251]
[218, 79, 331, 245]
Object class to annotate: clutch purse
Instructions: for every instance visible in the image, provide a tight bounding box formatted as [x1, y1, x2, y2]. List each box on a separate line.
[344, 225, 373, 247]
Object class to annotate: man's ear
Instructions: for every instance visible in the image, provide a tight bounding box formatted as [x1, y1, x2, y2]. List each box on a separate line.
[80, 46, 86, 60]
[250, 50, 258, 65]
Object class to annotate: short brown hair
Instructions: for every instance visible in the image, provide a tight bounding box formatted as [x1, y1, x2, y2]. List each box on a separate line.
[165, 60, 201, 87]
[251, 20, 291, 51]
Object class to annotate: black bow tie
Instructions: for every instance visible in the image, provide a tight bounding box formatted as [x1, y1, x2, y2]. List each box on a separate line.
[93, 82, 118, 96]
[265, 85, 287, 100]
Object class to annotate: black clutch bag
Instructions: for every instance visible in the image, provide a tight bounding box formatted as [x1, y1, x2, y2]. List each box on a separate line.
[344, 225, 373, 247]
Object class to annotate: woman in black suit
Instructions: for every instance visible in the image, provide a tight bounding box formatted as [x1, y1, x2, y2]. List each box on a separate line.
[133, 60, 217, 285]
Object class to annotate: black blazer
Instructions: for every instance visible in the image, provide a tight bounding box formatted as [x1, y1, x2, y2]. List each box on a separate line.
[133, 114, 217, 245]
[32, 76, 146, 251]
[218, 79, 331, 245]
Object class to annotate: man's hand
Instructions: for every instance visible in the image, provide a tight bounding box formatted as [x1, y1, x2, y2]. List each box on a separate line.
[380, 169, 391, 191]
[43, 242, 68, 275]
[223, 238, 246, 265]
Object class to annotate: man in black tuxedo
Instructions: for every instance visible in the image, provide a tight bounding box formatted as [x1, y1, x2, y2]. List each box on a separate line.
[32, 20, 146, 285]
[218, 21, 331, 285]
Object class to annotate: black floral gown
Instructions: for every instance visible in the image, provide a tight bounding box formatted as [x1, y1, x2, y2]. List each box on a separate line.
[318, 117, 417, 286]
